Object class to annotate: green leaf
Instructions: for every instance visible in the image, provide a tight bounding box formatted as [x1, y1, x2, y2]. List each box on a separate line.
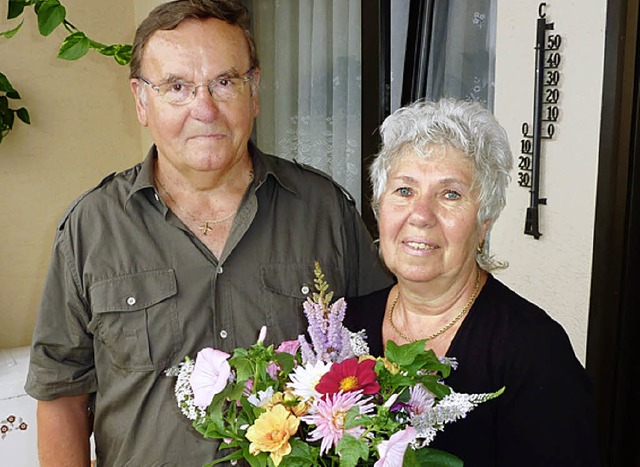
[384, 339, 428, 367]
[16, 108, 30, 124]
[242, 445, 268, 467]
[407, 446, 464, 467]
[274, 352, 295, 375]
[8, 0, 27, 19]
[37, 0, 66, 36]
[0, 96, 8, 113]
[279, 438, 316, 466]
[6, 90, 20, 99]
[230, 356, 253, 381]
[98, 45, 117, 56]
[57, 32, 90, 60]
[336, 434, 369, 467]
[1, 20, 24, 38]
[204, 448, 245, 466]
[113, 44, 132, 65]
[5, 110, 15, 131]
[0, 73, 16, 93]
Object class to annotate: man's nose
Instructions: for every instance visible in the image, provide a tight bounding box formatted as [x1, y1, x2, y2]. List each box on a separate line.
[190, 85, 220, 120]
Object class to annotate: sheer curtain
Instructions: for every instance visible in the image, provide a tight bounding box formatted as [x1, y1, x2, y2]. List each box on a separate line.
[251, 1, 363, 209]
[427, 0, 496, 108]
[396, 0, 497, 111]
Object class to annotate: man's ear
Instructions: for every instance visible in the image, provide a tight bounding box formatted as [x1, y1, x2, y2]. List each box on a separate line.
[250, 68, 261, 117]
[130, 79, 149, 127]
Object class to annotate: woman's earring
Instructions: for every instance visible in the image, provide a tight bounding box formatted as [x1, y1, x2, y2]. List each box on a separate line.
[477, 240, 485, 254]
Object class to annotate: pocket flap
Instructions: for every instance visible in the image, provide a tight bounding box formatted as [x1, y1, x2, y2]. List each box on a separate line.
[261, 263, 341, 299]
[90, 269, 177, 313]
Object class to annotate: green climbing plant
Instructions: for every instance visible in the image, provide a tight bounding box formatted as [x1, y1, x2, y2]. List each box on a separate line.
[0, 0, 133, 143]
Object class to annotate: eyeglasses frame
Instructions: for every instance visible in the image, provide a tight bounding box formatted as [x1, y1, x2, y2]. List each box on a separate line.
[136, 67, 255, 105]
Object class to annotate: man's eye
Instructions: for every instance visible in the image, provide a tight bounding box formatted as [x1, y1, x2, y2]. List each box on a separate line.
[216, 78, 234, 88]
[167, 83, 188, 93]
[444, 191, 461, 200]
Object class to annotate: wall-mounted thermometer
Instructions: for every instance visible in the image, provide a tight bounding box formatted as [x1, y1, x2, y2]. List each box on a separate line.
[518, 3, 562, 239]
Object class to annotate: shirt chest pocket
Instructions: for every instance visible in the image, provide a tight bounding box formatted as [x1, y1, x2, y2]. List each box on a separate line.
[88, 269, 181, 371]
[260, 263, 345, 344]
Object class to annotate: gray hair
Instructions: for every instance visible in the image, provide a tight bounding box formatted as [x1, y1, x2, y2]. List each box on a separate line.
[130, 0, 259, 95]
[370, 98, 513, 271]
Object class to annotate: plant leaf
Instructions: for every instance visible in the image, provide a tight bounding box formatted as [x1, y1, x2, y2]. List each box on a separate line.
[113, 44, 132, 65]
[336, 434, 369, 467]
[58, 32, 90, 60]
[0, 73, 16, 93]
[8, 0, 27, 19]
[1, 20, 24, 38]
[407, 446, 464, 467]
[6, 110, 15, 131]
[17, 107, 30, 124]
[37, 0, 66, 36]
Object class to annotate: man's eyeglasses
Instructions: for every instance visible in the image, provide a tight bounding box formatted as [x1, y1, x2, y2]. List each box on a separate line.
[137, 68, 254, 105]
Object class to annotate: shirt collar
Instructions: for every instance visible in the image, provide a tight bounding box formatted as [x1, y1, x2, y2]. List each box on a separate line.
[125, 141, 300, 209]
[248, 140, 299, 196]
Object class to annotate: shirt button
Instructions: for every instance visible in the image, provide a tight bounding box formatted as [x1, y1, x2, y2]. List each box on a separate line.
[301, 285, 310, 294]
[217, 266, 224, 274]
[220, 330, 228, 339]
[154, 192, 160, 201]
[126, 297, 136, 306]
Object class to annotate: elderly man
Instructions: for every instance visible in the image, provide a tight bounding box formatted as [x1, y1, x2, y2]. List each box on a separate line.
[25, 1, 391, 465]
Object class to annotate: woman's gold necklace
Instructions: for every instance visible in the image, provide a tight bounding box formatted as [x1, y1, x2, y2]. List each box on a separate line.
[388, 271, 481, 343]
[155, 171, 254, 236]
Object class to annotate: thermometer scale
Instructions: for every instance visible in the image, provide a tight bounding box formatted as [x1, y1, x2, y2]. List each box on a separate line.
[518, 3, 562, 239]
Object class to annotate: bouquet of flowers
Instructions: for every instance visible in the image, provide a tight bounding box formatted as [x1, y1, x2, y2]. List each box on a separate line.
[170, 263, 503, 466]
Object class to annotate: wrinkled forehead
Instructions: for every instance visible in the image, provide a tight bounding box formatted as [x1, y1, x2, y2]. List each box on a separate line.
[142, 18, 251, 75]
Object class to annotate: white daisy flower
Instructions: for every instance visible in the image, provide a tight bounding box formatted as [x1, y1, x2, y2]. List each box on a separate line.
[287, 360, 332, 401]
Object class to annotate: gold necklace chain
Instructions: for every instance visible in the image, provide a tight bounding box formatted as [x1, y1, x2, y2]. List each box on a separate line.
[388, 271, 481, 343]
[155, 171, 253, 236]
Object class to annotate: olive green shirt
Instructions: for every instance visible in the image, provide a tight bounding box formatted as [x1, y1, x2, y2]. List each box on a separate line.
[25, 143, 392, 466]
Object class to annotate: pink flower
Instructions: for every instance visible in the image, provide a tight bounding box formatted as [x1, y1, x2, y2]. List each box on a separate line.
[301, 391, 375, 456]
[276, 340, 300, 355]
[375, 427, 418, 467]
[189, 348, 231, 408]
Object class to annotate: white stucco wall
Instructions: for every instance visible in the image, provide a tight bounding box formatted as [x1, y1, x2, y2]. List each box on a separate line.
[491, 1, 607, 363]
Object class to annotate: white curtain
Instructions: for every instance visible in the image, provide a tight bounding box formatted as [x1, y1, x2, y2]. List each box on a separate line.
[252, 0, 362, 209]
[426, 0, 497, 109]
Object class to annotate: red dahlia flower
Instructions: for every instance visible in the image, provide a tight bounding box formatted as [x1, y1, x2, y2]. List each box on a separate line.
[315, 357, 380, 395]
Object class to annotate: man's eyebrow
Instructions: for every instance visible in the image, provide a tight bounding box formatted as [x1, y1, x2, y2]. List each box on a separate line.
[158, 73, 188, 83]
[212, 68, 243, 79]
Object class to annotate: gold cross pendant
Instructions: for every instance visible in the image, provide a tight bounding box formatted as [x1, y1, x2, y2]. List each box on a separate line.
[199, 221, 212, 235]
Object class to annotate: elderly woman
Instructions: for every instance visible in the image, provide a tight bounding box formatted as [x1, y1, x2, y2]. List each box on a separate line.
[344, 99, 600, 466]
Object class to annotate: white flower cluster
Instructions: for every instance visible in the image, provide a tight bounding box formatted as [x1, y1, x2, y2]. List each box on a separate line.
[349, 329, 370, 357]
[169, 360, 206, 421]
[411, 389, 503, 446]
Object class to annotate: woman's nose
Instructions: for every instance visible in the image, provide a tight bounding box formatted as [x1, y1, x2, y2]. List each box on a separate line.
[408, 196, 437, 227]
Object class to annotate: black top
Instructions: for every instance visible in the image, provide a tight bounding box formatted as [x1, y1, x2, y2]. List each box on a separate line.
[344, 274, 600, 467]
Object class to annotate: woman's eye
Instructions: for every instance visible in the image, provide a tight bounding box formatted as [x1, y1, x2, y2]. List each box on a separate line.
[444, 190, 461, 200]
[395, 187, 412, 196]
